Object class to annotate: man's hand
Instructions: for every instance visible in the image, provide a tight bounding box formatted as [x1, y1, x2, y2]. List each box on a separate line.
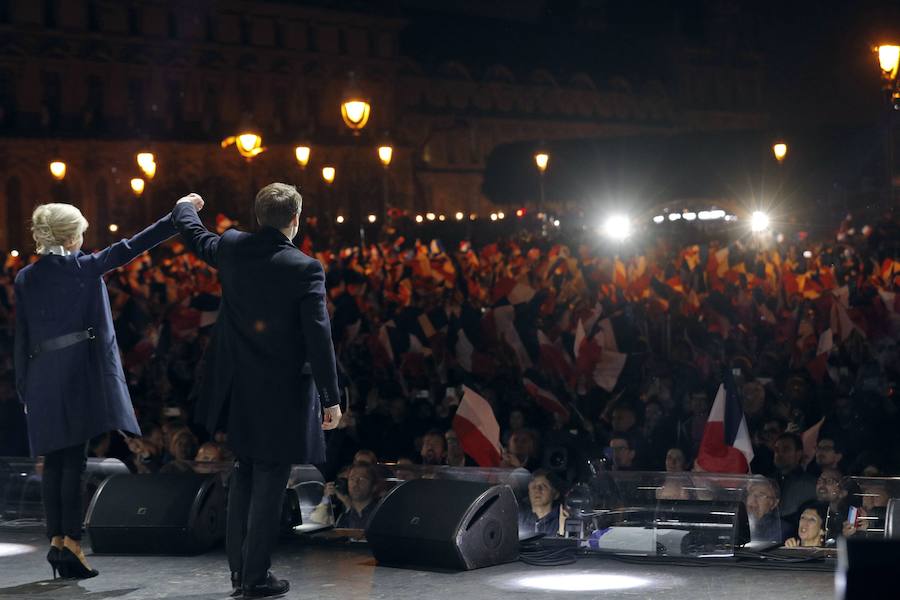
[176, 193, 204, 212]
[322, 404, 342, 430]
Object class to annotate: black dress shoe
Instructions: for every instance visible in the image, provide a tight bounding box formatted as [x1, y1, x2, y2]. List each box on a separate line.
[242, 572, 290, 598]
[230, 571, 242, 597]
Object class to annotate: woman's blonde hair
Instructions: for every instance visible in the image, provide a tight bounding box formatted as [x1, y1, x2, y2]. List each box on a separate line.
[31, 203, 89, 254]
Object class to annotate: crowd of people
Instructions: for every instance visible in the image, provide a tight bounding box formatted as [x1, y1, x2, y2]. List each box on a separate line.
[1, 205, 899, 546]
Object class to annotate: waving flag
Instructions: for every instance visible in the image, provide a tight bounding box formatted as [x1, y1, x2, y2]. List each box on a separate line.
[523, 377, 571, 421]
[695, 373, 754, 473]
[453, 386, 502, 467]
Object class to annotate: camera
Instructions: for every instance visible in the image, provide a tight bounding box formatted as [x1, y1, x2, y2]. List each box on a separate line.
[335, 477, 349, 495]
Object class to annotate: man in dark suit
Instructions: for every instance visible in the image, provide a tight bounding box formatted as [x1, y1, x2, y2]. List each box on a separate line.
[172, 185, 341, 598]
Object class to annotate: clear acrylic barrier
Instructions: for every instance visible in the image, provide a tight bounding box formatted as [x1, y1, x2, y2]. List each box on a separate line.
[0, 457, 129, 525]
[844, 477, 900, 540]
[553, 471, 781, 557]
[379, 463, 532, 501]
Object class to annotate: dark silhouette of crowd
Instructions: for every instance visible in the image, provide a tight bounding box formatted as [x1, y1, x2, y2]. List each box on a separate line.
[1, 207, 898, 541]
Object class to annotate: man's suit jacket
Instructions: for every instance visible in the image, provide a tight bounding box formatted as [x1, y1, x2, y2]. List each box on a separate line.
[172, 203, 340, 464]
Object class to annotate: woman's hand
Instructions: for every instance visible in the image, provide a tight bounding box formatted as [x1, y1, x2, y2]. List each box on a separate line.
[785, 537, 800, 547]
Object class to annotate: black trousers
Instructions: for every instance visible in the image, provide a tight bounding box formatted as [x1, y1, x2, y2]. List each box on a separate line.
[42, 443, 87, 540]
[226, 457, 291, 587]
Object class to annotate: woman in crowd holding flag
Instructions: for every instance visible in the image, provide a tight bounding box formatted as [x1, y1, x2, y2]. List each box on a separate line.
[14, 200, 189, 579]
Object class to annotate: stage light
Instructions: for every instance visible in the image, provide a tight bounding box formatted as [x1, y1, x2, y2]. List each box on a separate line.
[438, 214, 446, 221]
[683, 212, 697, 221]
[336, 215, 345, 224]
[469, 213, 477, 221]
[498, 211, 506, 220]
[109, 224, 119, 233]
[426, 212, 436, 221]
[514, 573, 648, 592]
[553, 219, 560, 227]
[10, 250, 19, 258]
[803, 250, 813, 258]
[699, 210, 726, 220]
[368, 214, 377, 223]
[415, 215, 423, 223]
[455, 212, 464, 221]
[653, 215, 665, 224]
[516, 208, 526, 218]
[750, 211, 770, 233]
[724, 214, 737, 221]
[603, 214, 632, 241]
[668, 213, 681, 221]
[490, 213, 498, 221]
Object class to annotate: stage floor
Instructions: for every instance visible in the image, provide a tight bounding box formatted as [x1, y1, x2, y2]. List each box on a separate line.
[0, 529, 833, 600]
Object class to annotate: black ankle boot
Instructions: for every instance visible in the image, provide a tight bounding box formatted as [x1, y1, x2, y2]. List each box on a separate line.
[230, 571, 242, 597]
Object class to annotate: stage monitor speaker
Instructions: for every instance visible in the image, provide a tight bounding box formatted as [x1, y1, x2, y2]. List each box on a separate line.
[836, 537, 900, 600]
[85, 472, 226, 554]
[365, 479, 519, 571]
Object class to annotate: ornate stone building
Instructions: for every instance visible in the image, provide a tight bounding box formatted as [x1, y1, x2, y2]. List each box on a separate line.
[0, 0, 766, 249]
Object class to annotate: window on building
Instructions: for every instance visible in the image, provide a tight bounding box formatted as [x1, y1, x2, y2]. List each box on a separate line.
[128, 5, 141, 36]
[87, 0, 100, 32]
[43, 0, 58, 28]
[41, 71, 62, 130]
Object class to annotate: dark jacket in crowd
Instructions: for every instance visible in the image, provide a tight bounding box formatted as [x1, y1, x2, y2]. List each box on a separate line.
[14, 215, 177, 456]
[172, 203, 340, 464]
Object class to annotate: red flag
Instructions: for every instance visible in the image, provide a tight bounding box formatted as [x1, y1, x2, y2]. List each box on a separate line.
[523, 377, 571, 421]
[695, 379, 754, 473]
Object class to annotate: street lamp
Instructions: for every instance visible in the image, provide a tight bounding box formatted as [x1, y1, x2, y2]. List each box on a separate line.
[340, 73, 371, 133]
[772, 142, 787, 164]
[130, 178, 145, 196]
[876, 44, 900, 204]
[322, 166, 336, 185]
[49, 161, 66, 180]
[221, 132, 264, 159]
[534, 151, 549, 211]
[136, 152, 156, 179]
[377, 145, 393, 167]
[294, 145, 311, 169]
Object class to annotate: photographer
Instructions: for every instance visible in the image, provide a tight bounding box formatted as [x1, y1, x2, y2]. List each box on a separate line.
[314, 462, 381, 529]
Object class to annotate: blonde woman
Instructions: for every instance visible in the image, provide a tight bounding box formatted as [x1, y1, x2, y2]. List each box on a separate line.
[13, 199, 198, 578]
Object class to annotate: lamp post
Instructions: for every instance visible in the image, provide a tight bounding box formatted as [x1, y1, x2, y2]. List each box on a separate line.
[294, 145, 311, 169]
[130, 178, 145, 196]
[534, 152, 549, 211]
[772, 142, 787, 164]
[136, 152, 156, 179]
[340, 73, 371, 134]
[49, 160, 66, 180]
[377, 144, 393, 222]
[876, 44, 900, 204]
[222, 130, 265, 224]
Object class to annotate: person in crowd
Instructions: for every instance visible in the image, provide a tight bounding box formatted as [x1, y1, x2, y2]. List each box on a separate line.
[772, 432, 817, 518]
[419, 429, 447, 466]
[353, 449, 378, 465]
[745, 479, 784, 542]
[665, 447, 688, 472]
[501, 429, 541, 470]
[807, 436, 844, 478]
[519, 469, 563, 537]
[785, 503, 828, 548]
[14, 201, 179, 579]
[608, 435, 638, 471]
[445, 428, 471, 467]
[334, 462, 381, 529]
[172, 187, 341, 599]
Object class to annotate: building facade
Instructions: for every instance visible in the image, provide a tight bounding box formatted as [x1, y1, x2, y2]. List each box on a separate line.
[0, 0, 766, 250]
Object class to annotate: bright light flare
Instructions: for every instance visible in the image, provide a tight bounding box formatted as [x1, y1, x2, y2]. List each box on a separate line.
[803, 250, 813, 258]
[750, 211, 770, 233]
[367, 214, 377, 223]
[683, 212, 697, 221]
[534, 152, 549, 172]
[668, 213, 681, 222]
[109, 224, 119, 233]
[515, 573, 649, 592]
[415, 215, 424, 223]
[603, 215, 632, 241]
[336, 215, 345, 224]
[653, 215, 665, 224]
[878, 45, 900, 79]
[553, 219, 560, 227]
[497, 211, 506, 220]
[490, 213, 498, 221]
[426, 212, 436, 221]
[136, 152, 156, 179]
[698, 210, 726, 221]
[455, 212, 464, 221]
[10, 250, 19, 258]
[49, 161, 66, 180]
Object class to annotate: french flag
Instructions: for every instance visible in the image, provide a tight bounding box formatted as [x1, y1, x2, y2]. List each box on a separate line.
[522, 377, 571, 422]
[695, 372, 754, 473]
[452, 386, 502, 467]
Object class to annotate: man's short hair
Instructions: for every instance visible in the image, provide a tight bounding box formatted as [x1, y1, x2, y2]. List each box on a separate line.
[775, 432, 803, 452]
[255, 182, 302, 229]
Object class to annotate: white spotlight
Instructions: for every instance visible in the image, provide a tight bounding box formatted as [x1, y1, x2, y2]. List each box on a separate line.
[750, 211, 770, 233]
[668, 213, 681, 221]
[553, 219, 560, 227]
[603, 215, 631, 241]
[515, 573, 648, 592]
[683, 212, 697, 221]
[803, 250, 813, 258]
[652, 215, 665, 224]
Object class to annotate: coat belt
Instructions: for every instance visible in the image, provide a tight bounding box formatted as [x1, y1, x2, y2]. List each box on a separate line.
[28, 327, 96, 359]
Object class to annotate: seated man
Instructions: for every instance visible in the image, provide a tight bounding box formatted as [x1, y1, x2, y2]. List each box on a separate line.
[335, 462, 381, 529]
[745, 479, 784, 543]
[519, 469, 563, 537]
